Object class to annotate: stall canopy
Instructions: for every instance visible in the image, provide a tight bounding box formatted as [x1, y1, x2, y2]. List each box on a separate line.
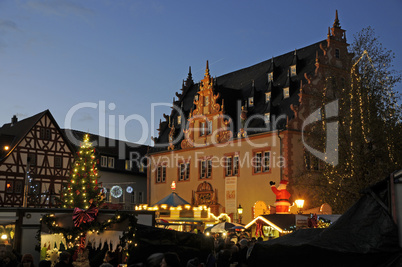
[248, 178, 402, 267]
[153, 192, 190, 207]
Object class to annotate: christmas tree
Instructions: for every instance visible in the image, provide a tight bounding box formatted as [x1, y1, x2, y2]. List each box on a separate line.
[61, 134, 103, 209]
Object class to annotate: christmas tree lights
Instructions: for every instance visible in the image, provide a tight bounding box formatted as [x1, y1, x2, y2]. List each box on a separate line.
[60, 134, 103, 209]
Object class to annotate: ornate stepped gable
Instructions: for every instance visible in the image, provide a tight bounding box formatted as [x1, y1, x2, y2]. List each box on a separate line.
[181, 61, 232, 149]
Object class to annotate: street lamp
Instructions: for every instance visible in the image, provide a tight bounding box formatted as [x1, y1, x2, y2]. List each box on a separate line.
[295, 199, 305, 214]
[237, 204, 243, 224]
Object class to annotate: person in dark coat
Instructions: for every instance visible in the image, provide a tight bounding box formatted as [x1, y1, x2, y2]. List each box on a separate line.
[54, 252, 73, 267]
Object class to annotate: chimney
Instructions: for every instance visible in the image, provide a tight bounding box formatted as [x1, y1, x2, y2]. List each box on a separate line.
[11, 115, 18, 126]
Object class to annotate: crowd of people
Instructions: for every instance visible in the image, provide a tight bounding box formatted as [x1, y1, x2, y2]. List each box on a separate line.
[1, 234, 263, 267]
[128, 235, 264, 267]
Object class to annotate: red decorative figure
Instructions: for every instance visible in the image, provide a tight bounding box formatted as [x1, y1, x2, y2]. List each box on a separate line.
[270, 180, 291, 214]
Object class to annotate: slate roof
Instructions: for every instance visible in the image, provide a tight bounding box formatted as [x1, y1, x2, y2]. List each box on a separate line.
[152, 40, 325, 153]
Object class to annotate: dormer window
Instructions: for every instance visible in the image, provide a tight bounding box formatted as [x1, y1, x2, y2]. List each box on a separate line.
[290, 65, 297, 77]
[264, 113, 270, 123]
[248, 97, 254, 107]
[265, 92, 271, 103]
[177, 116, 181, 125]
[335, 48, 340, 59]
[283, 87, 290, 98]
[268, 72, 273, 82]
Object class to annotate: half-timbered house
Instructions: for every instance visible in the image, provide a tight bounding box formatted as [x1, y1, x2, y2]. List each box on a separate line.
[0, 110, 75, 208]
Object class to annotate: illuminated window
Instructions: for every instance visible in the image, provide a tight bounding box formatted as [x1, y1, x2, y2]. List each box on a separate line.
[6, 182, 13, 193]
[108, 157, 115, 168]
[125, 160, 132, 171]
[283, 87, 290, 98]
[264, 113, 270, 123]
[268, 72, 273, 82]
[248, 97, 254, 107]
[177, 116, 181, 125]
[265, 92, 271, 103]
[290, 65, 297, 76]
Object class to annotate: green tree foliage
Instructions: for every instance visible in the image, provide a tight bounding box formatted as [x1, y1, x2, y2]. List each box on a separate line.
[60, 134, 104, 209]
[295, 27, 402, 213]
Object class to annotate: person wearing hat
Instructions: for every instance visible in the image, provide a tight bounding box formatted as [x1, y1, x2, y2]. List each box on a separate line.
[270, 180, 291, 214]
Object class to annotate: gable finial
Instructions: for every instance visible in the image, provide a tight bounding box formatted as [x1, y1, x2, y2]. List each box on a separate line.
[205, 60, 210, 78]
[333, 10, 340, 28]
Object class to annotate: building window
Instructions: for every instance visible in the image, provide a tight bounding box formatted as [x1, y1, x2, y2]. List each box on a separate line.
[101, 156, 107, 167]
[54, 156, 62, 168]
[263, 151, 270, 172]
[15, 181, 23, 194]
[335, 48, 340, 59]
[108, 157, 115, 168]
[6, 181, 13, 193]
[156, 165, 166, 183]
[233, 155, 239, 176]
[200, 159, 212, 179]
[265, 92, 271, 103]
[253, 150, 271, 174]
[254, 152, 262, 173]
[179, 162, 190, 181]
[138, 192, 143, 203]
[40, 128, 51, 140]
[130, 191, 136, 204]
[283, 87, 290, 98]
[268, 72, 273, 82]
[105, 189, 111, 202]
[207, 120, 212, 135]
[200, 122, 205, 136]
[28, 153, 36, 166]
[225, 154, 239, 177]
[264, 113, 270, 123]
[125, 160, 132, 171]
[177, 116, 181, 125]
[290, 65, 297, 76]
[248, 97, 254, 107]
[119, 192, 124, 203]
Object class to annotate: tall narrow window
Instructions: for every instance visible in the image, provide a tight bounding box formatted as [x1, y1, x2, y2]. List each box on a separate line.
[177, 116, 181, 125]
[130, 191, 136, 204]
[179, 162, 190, 181]
[335, 48, 340, 59]
[254, 152, 262, 173]
[200, 122, 205, 136]
[226, 157, 233, 176]
[283, 87, 290, 98]
[290, 65, 297, 76]
[268, 72, 273, 82]
[108, 157, 115, 168]
[54, 156, 62, 168]
[206, 159, 212, 178]
[248, 97, 254, 107]
[207, 120, 212, 135]
[101, 156, 107, 167]
[200, 160, 206, 179]
[265, 92, 271, 103]
[233, 155, 239, 176]
[264, 113, 270, 123]
[263, 151, 270, 172]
